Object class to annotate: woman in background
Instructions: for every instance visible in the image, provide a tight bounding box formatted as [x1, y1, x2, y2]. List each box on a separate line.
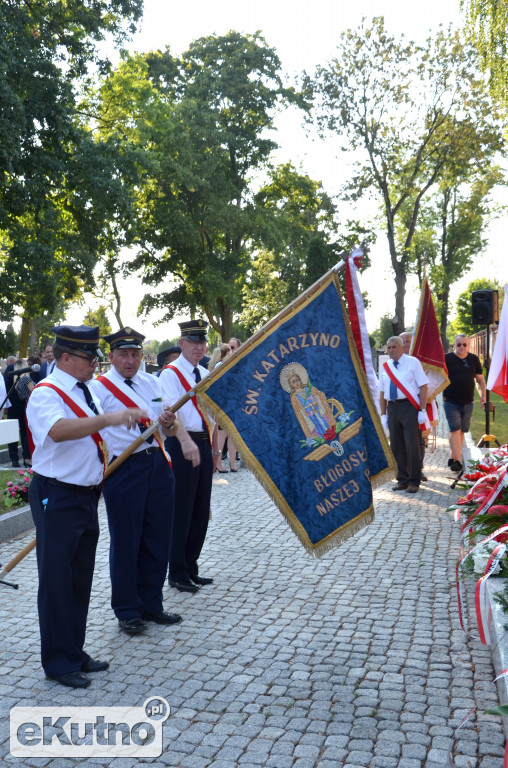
[208, 344, 238, 473]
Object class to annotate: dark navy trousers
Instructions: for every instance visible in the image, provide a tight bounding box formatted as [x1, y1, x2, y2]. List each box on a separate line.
[103, 449, 174, 620]
[29, 474, 100, 678]
[166, 435, 213, 582]
[387, 399, 422, 486]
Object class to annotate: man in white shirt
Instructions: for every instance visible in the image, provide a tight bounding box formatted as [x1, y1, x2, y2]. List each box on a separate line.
[27, 325, 145, 689]
[159, 319, 219, 592]
[91, 327, 195, 635]
[379, 336, 429, 493]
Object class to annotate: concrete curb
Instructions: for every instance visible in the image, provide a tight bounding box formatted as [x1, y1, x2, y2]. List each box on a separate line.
[488, 581, 508, 738]
[0, 504, 33, 544]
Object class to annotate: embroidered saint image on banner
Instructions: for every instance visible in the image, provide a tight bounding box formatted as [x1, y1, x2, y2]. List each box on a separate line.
[280, 363, 362, 461]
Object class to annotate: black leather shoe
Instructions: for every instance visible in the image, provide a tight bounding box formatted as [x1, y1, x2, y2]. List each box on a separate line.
[420, 473, 428, 482]
[392, 483, 408, 491]
[169, 578, 199, 593]
[143, 610, 182, 625]
[82, 658, 110, 672]
[118, 617, 147, 634]
[52, 672, 91, 689]
[192, 575, 213, 585]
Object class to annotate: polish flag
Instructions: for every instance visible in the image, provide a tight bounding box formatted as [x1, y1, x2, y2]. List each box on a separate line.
[344, 248, 380, 411]
[487, 285, 508, 403]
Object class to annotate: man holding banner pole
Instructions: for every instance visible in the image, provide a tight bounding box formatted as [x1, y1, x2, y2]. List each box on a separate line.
[379, 336, 429, 494]
[26, 325, 146, 689]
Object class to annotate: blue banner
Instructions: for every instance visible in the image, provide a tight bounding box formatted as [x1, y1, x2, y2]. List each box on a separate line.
[198, 273, 395, 555]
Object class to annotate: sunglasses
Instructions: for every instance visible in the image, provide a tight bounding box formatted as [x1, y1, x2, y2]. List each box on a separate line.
[455, 343, 468, 347]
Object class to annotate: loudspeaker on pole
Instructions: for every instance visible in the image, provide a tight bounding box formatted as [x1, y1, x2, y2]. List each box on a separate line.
[471, 289, 499, 325]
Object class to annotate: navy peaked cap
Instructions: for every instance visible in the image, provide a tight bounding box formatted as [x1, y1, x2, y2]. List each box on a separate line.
[179, 319, 208, 342]
[53, 325, 100, 354]
[104, 327, 145, 350]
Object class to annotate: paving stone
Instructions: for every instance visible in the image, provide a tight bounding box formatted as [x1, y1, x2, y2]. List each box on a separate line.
[0, 418, 504, 768]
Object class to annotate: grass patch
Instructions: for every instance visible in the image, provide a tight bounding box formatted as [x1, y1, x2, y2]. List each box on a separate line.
[470, 391, 508, 447]
[0, 469, 30, 515]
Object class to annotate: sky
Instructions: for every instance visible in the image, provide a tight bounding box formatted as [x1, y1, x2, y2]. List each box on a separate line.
[60, 0, 507, 342]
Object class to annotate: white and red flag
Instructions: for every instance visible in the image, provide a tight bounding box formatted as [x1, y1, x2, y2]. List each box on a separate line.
[410, 279, 450, 411]
[344, 249, 380, 412]
[487, 285, 508, 403]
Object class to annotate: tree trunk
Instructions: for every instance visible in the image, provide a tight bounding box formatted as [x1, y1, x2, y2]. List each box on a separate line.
[110, 272, 123, 328]
[221, 307, 234, 342]
[384, 211, 406, 336]
[437, 288, 450, 352]
[19, 316, 30, 358]
[392, 261, 407, 336]
[29, 319, 38, 355]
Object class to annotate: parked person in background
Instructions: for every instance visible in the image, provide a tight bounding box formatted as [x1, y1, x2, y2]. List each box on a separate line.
[208, 344, 238, 473]
[399, 332, 427, 483]
[39, 344, 55, 378]
[443, 334, 486, 473]
[228, 337, 242, 353]
[157, 346, 181, 374]
[4, 357, 40, 467]
[379, 336, 428, 494]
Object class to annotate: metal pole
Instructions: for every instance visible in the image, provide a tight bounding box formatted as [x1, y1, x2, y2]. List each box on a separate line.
[485, 322, 490, 445]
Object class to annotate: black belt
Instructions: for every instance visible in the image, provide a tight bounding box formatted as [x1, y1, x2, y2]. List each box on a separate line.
[390, 398, 408, 404]
[34, 472, 102, 493]
[187, 431, 209, 440]
[110, 446, 159, 463]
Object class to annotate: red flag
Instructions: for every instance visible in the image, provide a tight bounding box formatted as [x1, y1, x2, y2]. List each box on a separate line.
[487, 285, 508, 403]
[410, 279, 450, 401]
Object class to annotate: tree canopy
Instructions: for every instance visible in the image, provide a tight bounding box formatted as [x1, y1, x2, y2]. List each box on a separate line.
[0, 0, 142, 353]
[311, 17, 504, 336]
[462, 0, 508, 109]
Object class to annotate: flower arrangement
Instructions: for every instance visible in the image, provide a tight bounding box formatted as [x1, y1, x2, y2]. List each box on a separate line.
[449, 445, 508, 611]
[2, 468, 33, 508]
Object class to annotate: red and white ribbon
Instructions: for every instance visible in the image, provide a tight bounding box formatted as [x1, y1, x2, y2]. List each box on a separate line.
[460, 467, 508, 538]
[474, 543, 506, 644]
[456, 524, 508, 634]
[447, 707, 476, 767]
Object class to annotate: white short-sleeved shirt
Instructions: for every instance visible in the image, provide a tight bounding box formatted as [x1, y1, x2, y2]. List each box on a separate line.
[89, 366, 167, 458]
[378, 354, 429, 404]
[0, 374, 9, 416]
[159, 354, 213, 432]
[26, 367, 104, 485]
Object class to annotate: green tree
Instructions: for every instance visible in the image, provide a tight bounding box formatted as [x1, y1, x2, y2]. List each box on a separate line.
[97, 33, 303, 340]
[311, 18, 503, 336]
[462, 0, 508, 109]
[83, 306, 112, 354]
[0, 323, 17, 357]
[0, 1, 142, 354]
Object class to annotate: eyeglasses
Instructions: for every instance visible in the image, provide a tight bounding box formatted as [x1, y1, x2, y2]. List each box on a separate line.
[183, 339, 206, 347]
[455, 342, 468, 347]
[69, 352, 98, 366]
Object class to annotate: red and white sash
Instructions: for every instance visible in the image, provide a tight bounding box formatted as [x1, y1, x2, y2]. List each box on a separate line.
[96, 375, 172, 468]
[162, 364, 211, 444]
[383, 361, 428, 431]
[27, 381, 108, 473]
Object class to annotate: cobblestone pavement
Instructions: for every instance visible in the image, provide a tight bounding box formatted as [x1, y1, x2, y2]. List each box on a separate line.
[0, 416, 506, 767]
